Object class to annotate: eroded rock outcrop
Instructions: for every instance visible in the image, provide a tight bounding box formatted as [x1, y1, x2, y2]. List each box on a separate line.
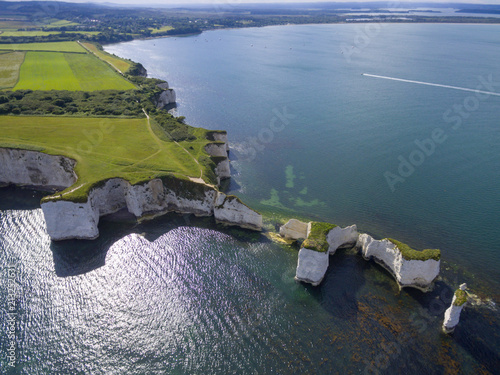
[214, 158, 231, 180]
[293, 222, 358, 286]
[280, 219, 309, 240]
[41, 176, 261, 241]
[204, 132, 231, 182]
[357, 234, 440, 291]
[0, 148, 77, 190]
[155, 81, 176, 108]
[214, 193, 262, 231]
[443, 283, 468, 333]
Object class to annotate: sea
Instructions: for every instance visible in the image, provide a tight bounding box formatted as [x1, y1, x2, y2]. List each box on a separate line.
[1, 23, 499, 374]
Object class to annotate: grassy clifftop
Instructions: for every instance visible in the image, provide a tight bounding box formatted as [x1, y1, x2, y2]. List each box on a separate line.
[0, 115, 221, 203]
[303, 221, 337, 253]
[386, 238, 441, 262]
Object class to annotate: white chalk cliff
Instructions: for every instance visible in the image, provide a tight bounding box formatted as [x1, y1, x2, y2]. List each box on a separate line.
[0, 148, 77, 190]
[291, 221, 358, 286]
[357, 234, 440, 291]
[443, 283, 468, 333]
[0, 145, 261, 241]
[279, 219, 309, 240]
[214, 193, 262, 231]
[204, 134, 231, 183]
[41, 178, 261, 241]
[156, 82, 176, 108]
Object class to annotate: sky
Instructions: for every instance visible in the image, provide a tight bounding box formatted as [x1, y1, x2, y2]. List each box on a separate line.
[5, 0, 498, 5]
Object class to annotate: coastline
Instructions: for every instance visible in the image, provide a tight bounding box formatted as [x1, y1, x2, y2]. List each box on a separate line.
[102, 26, 500, 299]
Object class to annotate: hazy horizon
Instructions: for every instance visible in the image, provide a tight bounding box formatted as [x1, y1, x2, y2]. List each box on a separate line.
[4, 0, 499, 6]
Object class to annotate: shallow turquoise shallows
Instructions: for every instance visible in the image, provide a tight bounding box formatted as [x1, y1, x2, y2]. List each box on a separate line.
[0, 24, 498, 374]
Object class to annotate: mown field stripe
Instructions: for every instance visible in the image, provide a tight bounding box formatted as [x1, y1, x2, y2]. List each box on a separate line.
[0, 51, 25, 89]
[14, 51, 82, 91]
[0, 41, 86, 53]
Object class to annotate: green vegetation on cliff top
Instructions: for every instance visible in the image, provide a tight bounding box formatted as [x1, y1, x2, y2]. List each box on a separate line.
[453, 289, 467, 306]
[0, 115, 220, 203]
[303, 221, 337, 253]
[386, 238, 441, 261]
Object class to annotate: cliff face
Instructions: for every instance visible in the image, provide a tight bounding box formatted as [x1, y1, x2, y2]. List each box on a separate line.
[443, 297, 465, 333]
[214, 193, 262, 231]
[0, 146, 260, 240]
[155, 82, 176, 108]
[156, 89, 176, 108]
[0, 148, 77, 190]
[41, 177, 261, 241]
[204, 135, 231, 182]
[357, 234, 440, 291]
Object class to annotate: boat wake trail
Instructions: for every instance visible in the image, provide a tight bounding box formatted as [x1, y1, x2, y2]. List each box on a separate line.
[362, 73, 500, 97]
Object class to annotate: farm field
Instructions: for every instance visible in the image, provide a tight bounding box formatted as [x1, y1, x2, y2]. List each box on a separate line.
[13, 50, 136, 91]
[44, 20, 79, 28]
[0, 41, 86, 53]
[150, 26, 174, 34]
[0, 20, 32, 29]
[82, 42, 132, 73]
[0, 30, 100, 37]
[0, 116, 208, 201]
[0, 51, 24, 88]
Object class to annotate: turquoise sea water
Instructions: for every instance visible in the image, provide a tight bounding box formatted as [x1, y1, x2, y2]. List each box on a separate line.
[0, 24, 499, 374]
[106, 24, 500, 282]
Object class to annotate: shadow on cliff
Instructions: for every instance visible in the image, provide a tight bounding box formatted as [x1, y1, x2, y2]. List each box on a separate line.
[305, 248, 368, 320]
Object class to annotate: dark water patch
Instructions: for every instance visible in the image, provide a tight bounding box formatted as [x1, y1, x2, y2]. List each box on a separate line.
[0, 186, 47, 211]
[318, 248, 368, 320]
[453, 307, 500, 374]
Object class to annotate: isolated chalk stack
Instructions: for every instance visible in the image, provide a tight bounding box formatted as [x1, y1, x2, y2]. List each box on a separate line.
[443, 283, 468, 333]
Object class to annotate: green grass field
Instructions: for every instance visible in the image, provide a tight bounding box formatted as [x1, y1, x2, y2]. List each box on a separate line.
[0, 115, 212, 201]
[0, 21, 32, 29]
[0, 41, 86, 53]
[0, 30, 100, 37]
[150, 26, 174, 34]
[0, 52, 24, 89]
[82, 42, 131, 73]
[44, 20, 79, 28]
[13, 51, 136, 91]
